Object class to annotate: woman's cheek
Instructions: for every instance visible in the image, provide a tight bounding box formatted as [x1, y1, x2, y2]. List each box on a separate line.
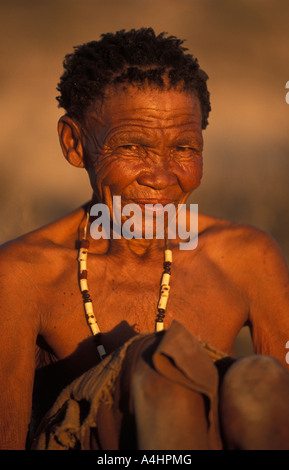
[175, 158, 203, 193]
[101, 159, 142, 188]
[86, 159, 129, 201]
[191, 159, 203, 189]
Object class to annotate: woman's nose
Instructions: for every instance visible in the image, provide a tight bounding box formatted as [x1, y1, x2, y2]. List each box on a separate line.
[137, 164, 177, 190]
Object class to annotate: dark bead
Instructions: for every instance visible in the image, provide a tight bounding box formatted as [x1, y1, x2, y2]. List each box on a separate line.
[82, 291, 92, 302]
[93, 333, 103, 347]
[156, 309, 165, 322]
[163, 262, 171, 274]
[81, 239, 90, 249]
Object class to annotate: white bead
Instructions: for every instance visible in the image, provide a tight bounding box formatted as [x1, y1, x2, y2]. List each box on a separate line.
[160, 285, 170, 297]
[78, 249, 88, 261]
[165, 250, 172, 263]
[84, 302, 94, 315]
[80, 279, 88, 292]
[161, 272, 170, 286]
[158, 296, 168, 310]
[90, 322, 101, 335]
[156, 321, 164, 332]
[79, 260, 87, 272]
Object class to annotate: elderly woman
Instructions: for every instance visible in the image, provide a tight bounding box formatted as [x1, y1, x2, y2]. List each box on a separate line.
[1, 28, 289, 450]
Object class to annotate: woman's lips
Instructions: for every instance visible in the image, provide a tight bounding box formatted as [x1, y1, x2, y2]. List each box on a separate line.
[123, 198, 177, 205]
[122, 199, 178, 217]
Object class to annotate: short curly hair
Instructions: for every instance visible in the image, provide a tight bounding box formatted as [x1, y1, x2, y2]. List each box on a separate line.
[57, 28, 211, 129]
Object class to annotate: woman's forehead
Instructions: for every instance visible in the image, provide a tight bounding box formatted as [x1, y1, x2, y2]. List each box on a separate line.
[85, 85, 202, 132]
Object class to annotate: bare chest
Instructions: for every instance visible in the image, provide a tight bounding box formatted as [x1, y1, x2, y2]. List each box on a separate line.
[42, 257, 248, 362]
[95, 273, 247, 351]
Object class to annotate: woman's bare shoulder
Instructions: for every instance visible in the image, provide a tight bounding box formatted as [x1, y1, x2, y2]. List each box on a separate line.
[198, 212, 286, 266]
[0, 205, 87, 281]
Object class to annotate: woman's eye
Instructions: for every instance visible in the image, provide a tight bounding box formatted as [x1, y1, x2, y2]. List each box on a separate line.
[174, 146, 196, 156]
[171, 146, 201, 159]
[117, 144, 145, 157]
[119, 145, 138, 151]
[176, 146, 193, 152]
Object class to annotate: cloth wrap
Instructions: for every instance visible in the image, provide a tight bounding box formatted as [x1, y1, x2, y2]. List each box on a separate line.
[32, 321, 229, 450]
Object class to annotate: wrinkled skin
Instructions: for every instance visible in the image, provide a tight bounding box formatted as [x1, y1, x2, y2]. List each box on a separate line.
[1, 84, 289, 449]
[60, 86, 204, 244]
[83, 87, 203, 207]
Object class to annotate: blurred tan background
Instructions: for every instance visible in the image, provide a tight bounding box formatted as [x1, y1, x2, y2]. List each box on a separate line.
[1, 0, 289, 354]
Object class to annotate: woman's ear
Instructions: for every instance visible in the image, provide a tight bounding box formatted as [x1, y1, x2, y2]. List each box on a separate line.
[57, 115, 85, 168]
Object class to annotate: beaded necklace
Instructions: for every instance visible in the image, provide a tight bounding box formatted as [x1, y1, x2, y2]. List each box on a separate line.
[78, 211, 172, 361]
